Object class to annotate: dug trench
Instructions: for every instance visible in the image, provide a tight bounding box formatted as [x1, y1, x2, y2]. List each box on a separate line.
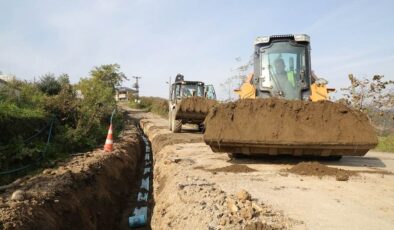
[0, 111, 152, 230]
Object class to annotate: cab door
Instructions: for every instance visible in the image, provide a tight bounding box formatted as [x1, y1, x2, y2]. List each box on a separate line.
[204, 85, 216, 99]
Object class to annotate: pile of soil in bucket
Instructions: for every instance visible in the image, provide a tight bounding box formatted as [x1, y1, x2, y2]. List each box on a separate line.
[178, 97, 217, 114]
[204, 98, 377, 147]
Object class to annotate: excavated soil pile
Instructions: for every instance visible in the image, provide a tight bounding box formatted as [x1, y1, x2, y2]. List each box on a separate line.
[196, 165, 257, 173]
[0, 125, 143, 230]
[178, 97, 217, 114]
[286, 162, 357, 181]
[204, 98, 377, 148]
[152, 133, 203, 153]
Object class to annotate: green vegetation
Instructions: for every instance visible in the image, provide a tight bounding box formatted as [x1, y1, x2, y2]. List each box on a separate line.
[0, 64, 126, 185]
[376, 136, 394, 153]
[129, 96, 168, 117]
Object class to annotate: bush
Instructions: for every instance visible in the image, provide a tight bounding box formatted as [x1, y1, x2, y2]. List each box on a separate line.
[376, 136, 394, 153]
[37, 74, 62, 96]
[0, 64, 126, 185]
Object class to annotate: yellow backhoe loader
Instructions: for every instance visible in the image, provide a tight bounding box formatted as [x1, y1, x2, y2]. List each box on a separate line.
[203, 34, 377, 158]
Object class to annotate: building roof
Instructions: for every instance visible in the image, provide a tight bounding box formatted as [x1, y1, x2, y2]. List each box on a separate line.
[116, 87, 138, 93]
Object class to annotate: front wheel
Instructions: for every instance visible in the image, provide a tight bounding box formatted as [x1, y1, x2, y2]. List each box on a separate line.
[168, 111, 173, 131]
[198, 123, 205, 133]
[171, 111, 182, 133]
[227, 153, 245, 159]
[325, 155, 342, 161]
[172, 119, 182, 133]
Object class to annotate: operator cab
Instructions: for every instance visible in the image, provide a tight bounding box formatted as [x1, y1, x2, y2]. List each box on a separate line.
[169, 74, 216, 101]
[253, 34, 312, 100]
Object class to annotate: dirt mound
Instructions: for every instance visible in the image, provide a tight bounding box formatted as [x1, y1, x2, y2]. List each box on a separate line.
[196, 164, 257, 173]
[0, 125, 143, 230]
[178, 97, 217, 114]
[204, 98, 378, 155]
[152, 133, 203, 153]
[286, 162, 356, 181]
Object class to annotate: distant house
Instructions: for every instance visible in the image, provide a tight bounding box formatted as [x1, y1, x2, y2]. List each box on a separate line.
[115, 87, 137, 101]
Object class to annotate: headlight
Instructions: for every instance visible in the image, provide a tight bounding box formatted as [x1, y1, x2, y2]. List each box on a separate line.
[294, 34, 310, 42]
[254, 36, 270, 45]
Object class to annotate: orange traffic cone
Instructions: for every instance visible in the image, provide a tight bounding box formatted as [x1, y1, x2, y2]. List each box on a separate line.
[104, 124, 113, 152]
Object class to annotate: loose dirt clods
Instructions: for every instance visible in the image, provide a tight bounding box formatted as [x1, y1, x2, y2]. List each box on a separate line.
[170, 177, 297, 229]
[285, 162, 357, 181]
[195, 164, 257, 173]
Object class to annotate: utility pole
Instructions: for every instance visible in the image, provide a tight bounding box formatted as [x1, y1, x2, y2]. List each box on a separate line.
[132, 76, 141, 101]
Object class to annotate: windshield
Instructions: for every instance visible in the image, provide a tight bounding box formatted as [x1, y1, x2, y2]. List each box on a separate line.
[204, 85, 216, 99]
[180, 84, 204, 97]
[260, 41, 308, 99]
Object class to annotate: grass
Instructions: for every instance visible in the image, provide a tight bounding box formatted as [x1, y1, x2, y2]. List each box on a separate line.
[376, 135, 394, 152]
[129, 97, 168, 117]
[0, 102, 45, 120]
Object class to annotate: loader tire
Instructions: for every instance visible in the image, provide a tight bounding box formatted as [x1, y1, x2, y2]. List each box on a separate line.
[171, 110, 182, 133]
[172, 119, 182, 133]
[325, 155, 342, 161]
[168, 112, 173, 131]
[227, 153, 245, 159]
[198, 123, 205, 133]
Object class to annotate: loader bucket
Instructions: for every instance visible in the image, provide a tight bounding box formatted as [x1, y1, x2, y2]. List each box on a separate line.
[175, 97, 217, 123]
[203, 98, 378, 157]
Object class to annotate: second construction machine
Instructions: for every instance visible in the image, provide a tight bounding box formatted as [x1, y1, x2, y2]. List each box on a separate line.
[203, 34, 377, 158]
[169, 74, 217, 133]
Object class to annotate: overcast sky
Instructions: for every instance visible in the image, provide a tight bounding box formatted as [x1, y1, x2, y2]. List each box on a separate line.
[1, 0, 393, 99]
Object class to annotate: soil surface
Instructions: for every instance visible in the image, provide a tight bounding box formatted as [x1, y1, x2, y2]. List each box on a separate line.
[204, 98, 377, 148]
[178, 97, 217, 114]
[285, 162, 357, 181]
[139, 111, 394, 230]
[0, 113, 143, 230]
[196, 164, 257, 173]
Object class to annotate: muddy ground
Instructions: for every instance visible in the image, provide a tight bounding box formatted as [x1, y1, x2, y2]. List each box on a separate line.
[138, 111, 394, 230]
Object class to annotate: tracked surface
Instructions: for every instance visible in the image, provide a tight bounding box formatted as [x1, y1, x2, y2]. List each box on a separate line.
[204, 98, 378, 156]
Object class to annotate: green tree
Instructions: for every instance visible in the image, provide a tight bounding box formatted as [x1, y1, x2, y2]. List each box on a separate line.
[57, 73, 71, 86]
[90, 64, 127, 93]
[37, 73, 62, 96]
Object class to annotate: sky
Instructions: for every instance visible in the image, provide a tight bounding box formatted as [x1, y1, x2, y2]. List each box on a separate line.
[1, 0, 393, 99]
